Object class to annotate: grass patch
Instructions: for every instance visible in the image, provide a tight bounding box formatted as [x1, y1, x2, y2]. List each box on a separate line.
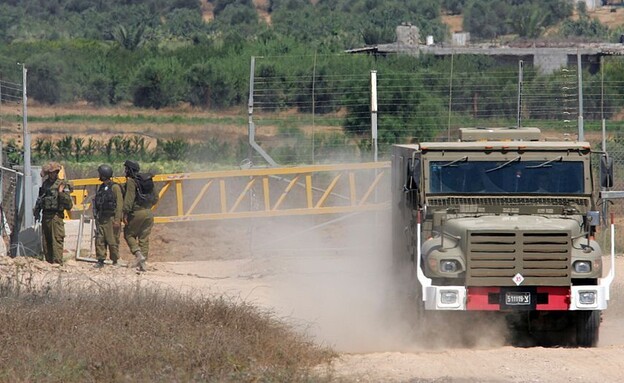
[0, 113, 246, 126]
[0, 270, 336, 383]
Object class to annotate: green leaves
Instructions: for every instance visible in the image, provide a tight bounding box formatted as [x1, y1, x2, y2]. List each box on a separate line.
[27, 53, 68, 104]
[463, 0, 572, 39]
[111, 24, 147, 51]
[131, 57, 186, 109]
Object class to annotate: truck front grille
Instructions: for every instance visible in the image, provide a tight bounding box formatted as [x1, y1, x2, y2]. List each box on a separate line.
[466, 231, 571, 286]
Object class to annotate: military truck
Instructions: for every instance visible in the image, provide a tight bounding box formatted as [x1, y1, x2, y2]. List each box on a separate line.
[391, 127, 616, 347]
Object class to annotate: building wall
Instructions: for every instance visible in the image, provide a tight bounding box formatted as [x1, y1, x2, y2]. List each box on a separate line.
[534, 52, 569, 74]
[575, 0, 599, 10]
[396, 24, 420, 46]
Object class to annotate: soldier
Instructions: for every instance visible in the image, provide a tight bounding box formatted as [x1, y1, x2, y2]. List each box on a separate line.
[93, 164, 123, 268]
[122, 160, 157, 272]
[34, 161, 73, 264]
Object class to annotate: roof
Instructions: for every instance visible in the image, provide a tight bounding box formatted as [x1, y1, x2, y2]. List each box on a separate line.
[395, 140, 592, 151]
[347, 42, 624, 57]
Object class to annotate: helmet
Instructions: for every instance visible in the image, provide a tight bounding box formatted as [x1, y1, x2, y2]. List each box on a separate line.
[48, 161, 62, 173]
[40, 163, 51, 177]
[124, 160, 140, 172]
[97, 164, 113, 179]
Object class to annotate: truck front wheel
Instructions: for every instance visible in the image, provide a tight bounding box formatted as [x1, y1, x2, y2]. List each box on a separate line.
[575, 310, 600, 347]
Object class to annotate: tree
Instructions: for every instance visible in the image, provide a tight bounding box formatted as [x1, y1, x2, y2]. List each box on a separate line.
[131, 57, 186, 109]
[27, 53, 68, 104]
[511, 4, 547, 38]
[442, 0, 467, 15]
[111, 24, 148, 50]
[166, 8, 205, 39]
[213, 0, 254, 17]
[185, 62, 234, 109]
[463, 0, 501, 39]
[83, 73, 113, 106]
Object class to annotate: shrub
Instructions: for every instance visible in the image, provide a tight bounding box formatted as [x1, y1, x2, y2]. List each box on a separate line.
[131, 57, 186, 109]
[26, 53, 69, 104]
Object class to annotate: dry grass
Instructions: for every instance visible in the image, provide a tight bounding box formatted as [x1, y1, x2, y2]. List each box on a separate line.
[254, 0, 272, 24]
[441, 14, 464, 33]
[0, 266, 336, 383]
[589, 6, 624, 28]
[0, 102, 343, 144]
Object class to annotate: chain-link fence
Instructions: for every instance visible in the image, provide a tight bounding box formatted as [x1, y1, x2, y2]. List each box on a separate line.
[1, 60, 27, 256]
[249, 54, 583, 163]
[0, 59, 24, 168]
[0, 166, 20, 255]
[249, 53, 624, 219]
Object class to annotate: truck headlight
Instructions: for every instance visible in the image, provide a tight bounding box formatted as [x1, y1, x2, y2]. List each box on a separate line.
[573, 261, 592, 273]
[440, 260, 460, 273]
[578, 291, 596, 305]
[440, 290, 458, 304]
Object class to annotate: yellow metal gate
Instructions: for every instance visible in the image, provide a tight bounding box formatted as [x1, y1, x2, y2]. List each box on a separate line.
[70, 162, 391, 223]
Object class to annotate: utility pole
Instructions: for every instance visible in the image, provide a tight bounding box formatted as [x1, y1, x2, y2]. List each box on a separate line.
[577, 52, 584, 141]
[370, 70, 378, 163]
[21, 64, 33, 228]
[516, 60, 523, 129]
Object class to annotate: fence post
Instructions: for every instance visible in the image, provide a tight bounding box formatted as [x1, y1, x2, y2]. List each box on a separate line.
[21, 64, 34, 229]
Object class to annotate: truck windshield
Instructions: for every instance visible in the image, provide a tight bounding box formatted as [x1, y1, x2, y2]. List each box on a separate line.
[429, 160, 585, 194]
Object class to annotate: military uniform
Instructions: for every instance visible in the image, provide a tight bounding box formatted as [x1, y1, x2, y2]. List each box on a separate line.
[123, 176, 157, 268]
[94, 181, 124, 264]
[35, 176, 73, 264]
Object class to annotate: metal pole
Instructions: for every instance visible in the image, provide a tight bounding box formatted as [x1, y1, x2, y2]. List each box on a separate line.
[22, 64, 33, 229]
[600, 57, 607, 226]
[577, 52, 584, 141]
[601, 56, 606, 152]
[370, 70, 378, 162]
[516, 60, 523, 129]
[247, 56, 277, 166]
[312, 52, 317, 164]
[0, 80, 3, 167]
[247, 56, 255, 162]
[447, 53, 454, 141]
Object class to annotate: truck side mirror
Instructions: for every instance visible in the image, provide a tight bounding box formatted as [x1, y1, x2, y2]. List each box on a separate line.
[600, 155, 614, 188]
[407, 157, 420, 190]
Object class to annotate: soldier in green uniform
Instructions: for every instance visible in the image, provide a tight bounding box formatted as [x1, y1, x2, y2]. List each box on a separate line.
[93, 164, 124, 268]
[34, 162, 73, 264]
[122, 160, 157, 272]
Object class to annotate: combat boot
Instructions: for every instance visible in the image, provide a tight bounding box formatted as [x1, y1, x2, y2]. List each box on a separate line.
[94, 260, 104, 269]
[137, 258, 146, 272]
[132, 250, 145, 268]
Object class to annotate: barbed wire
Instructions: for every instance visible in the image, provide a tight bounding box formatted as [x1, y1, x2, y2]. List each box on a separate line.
[249, 55, 624, 168]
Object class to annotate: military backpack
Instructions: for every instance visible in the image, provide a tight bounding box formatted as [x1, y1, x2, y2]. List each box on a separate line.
[134, 173, 157, 206]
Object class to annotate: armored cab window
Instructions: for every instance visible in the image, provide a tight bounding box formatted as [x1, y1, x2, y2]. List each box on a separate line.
[429, 160, 585, 195]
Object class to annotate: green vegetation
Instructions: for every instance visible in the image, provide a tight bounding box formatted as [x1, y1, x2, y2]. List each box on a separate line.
[463, 0, 573, 39]
[2, 0, 619, 109]
[0, 268, 335, 382]
[1, 0, 624, 167]
[29, 135, 246, 165]
[0, 113, 244, 125]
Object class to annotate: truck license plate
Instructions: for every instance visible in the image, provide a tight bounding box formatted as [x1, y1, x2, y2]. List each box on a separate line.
[505, 292, 531, 305]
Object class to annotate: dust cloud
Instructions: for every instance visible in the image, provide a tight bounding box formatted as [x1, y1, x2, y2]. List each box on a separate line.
[248, 211, 508, 353]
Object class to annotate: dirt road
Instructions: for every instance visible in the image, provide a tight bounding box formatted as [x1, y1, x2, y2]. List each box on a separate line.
[142, 253, 624, 383]
[6, 215, 624, 382]
[136, 217, 624, 382]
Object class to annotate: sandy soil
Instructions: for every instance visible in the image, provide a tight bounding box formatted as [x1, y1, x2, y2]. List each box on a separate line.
[590, 6, 624, 28]
[4, 213, 624, 382]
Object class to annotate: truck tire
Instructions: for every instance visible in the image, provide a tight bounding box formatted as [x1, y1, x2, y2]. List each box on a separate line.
[575, 310, 600, 347]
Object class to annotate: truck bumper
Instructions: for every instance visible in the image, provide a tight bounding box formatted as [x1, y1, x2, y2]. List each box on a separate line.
[423, 284, 610, 311]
